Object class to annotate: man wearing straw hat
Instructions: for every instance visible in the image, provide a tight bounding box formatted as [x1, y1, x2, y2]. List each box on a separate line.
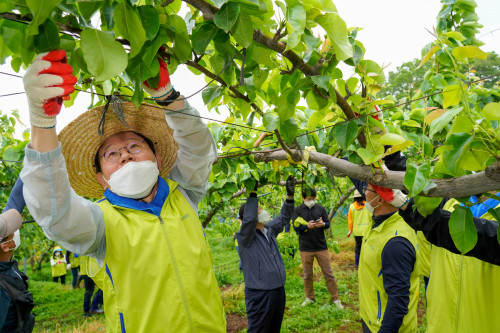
[20, 50, 225, 332]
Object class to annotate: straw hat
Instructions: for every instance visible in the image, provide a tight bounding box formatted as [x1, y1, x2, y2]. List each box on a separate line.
[58, 102, 178, 199]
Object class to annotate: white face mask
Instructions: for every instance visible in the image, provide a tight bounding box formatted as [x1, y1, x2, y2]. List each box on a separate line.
[258, 210, 270, 225]
[12, 230, 20, 251]
[365, 195, 380, 215]
[104, 160, 159, 199]
[304, 200, 315, 208]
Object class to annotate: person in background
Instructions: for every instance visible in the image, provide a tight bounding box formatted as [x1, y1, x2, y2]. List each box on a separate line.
[358, 183, 418, 333]
[347, 190, 371, 267]
[50, 246, 66, 285]
[65, 251, 80, 289]
[235, 177, 295, 333]
[0, 209, 35, 332]
[79, 256, 104, 317]
[292, 187, 343, 308]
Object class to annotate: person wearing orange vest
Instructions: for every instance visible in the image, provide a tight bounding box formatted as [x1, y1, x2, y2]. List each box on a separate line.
[20, 49, 225, 332]
[347, 190, 371, 267]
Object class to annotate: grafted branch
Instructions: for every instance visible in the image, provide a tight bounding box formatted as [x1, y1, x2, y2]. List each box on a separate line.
[254, 150, 500, 198]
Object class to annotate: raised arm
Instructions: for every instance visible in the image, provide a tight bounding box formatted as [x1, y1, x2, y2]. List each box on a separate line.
[20, 51, 104, 257]
[236, 194, 259, 248]
[267, 176, 296, 237]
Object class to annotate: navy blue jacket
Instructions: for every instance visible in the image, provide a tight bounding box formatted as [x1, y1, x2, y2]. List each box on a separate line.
[236, 194, 294, 290]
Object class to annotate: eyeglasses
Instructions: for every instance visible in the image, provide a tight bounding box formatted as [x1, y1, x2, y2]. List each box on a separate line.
[100, 140, 146, 163]
[362, 184, 377, 194]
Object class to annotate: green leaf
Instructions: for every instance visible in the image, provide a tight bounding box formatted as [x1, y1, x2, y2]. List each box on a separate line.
[77, 1, 101, 22]
[442, 133, 474, 175]
[355, 60, 385, 84]
[170, 15, 192, 62]
[311, 75, 330, 91]
[285, 2, 306, 50]
[449, 115, 474, 134]
[81, 28, 128, 82]
[483, 102, 500, 121]
[26, 0, 62, 36]
[452, 45, 487, 61]
[202, 85, 222, 105]
[379, 133, 407, 146]
[444, 31, 466, 41]
[331, 121, 358, 150]
[263, 112, 279, 132]
[279, 118, 298, 144]
[429, 107, 463, 137]
[414, 196, 443, 217]
[232, 11, 253, 48]
[314, 13, 353, 61]
[449, 205, 477, 254]
[191, 22, 219, 54]
[404, 160, 431, 197]
[114, 2, 146, 57]
[0, 19, 25, 54]
[214, 2, 240, 33]
[33, 18, 60, 53]
[356, 146, 384, 165]
[307, 111, 324, 132]
[442, 84, 463, 108]
[460, 141, 491, 171]
[418, 45, 440, 68]
[138, 5, 160, 41]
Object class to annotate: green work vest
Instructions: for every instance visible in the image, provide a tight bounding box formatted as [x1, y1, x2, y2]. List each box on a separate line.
[426, 199, 500, 332]
[350, 203, 372, 237]
[69, 253, 80, 268]
[417, 231, 431, 278]
[358, 213, 419, 333]
[51, 260, 66, 278]
[79, 256, 89, 276]
[97, 178, 226, 333]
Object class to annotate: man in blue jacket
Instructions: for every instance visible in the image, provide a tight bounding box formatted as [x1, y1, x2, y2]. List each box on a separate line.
[236, 177, 295, 333]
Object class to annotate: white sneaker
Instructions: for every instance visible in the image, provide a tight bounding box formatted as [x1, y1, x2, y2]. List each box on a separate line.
[301, 298, 314, 306]
[333, 300, 344, 309]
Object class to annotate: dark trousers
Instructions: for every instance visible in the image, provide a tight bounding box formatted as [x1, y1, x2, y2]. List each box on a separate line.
[82, 275, 103, 313]
[70, 267, 79, 288]
[354, 236, 363, 266]
[245, 286, 286, 333]
[52, 275, 66, 285]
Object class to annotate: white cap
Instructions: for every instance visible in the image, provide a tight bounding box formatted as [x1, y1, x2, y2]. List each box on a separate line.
[0, 209, 23, 239]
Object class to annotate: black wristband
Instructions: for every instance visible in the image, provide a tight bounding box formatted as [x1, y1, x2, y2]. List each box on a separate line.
[156, 89, 181, 106]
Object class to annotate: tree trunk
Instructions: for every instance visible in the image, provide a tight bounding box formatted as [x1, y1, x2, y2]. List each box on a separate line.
[328, 186, 356, 221]
[36, 241, 55, 271]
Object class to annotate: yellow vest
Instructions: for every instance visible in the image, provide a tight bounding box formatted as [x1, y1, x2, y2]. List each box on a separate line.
[350, 204, 372, 236]
[79, 255, 89, 276]
[97, 178, 225, 333]
[358, 213, 419, 333]
[69, 253, 80, 268]
[426, 199, 500, 333]
[51, 259, 66, 278]
[416, 231, 431, 278]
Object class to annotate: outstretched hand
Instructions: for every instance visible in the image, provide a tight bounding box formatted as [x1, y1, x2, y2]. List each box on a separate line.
[142, 48, 173, 99]
[23, 50, 77, 128]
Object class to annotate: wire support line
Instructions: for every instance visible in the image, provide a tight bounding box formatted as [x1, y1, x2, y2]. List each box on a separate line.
[0, 159, 23, 163]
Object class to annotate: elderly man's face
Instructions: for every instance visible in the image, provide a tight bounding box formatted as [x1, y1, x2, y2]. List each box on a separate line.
[96, 131, 161, 189]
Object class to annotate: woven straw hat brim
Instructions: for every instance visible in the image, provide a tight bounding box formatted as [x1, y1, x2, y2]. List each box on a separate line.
[58, 102, 178, 199]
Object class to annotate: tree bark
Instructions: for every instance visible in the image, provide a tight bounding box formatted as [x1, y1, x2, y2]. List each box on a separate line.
[328, 186, 356, 221]
[36, 241, 55, 271]
[254, 150, 500, 198]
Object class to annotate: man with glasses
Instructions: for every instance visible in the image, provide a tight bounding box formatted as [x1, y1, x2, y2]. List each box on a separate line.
[356, 182, 419, 333]
[20, 49, 225, 332]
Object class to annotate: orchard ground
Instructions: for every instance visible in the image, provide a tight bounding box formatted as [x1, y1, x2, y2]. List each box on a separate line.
[23, 215, 427, 332]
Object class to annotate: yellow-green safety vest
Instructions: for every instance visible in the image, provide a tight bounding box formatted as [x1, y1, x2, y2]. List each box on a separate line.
[97, 178, 225, 333]
[426, 199, 500, 333]
[69, 252, 80, 268]
[416, 231, 431, 278]
[350, 204, 372, 237]
[358, 213, 419, 333]
[51, 260, 66, 278]
[79, 255, 89, 276]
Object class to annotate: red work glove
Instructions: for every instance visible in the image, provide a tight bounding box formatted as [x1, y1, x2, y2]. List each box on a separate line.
[370, 184, 408, 208]
[23, 50, 77, 128]
[347, 230, 352, 238]
[142, 52, 173, 99]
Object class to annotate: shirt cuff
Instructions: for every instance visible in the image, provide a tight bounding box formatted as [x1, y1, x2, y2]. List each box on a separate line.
[25, 143, 62, 162]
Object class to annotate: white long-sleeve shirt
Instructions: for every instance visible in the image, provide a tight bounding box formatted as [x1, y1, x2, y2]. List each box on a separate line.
[20, 101, 217, 261]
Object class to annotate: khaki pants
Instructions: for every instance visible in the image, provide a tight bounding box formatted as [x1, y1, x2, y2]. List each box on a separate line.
[300, 250, 339, 301]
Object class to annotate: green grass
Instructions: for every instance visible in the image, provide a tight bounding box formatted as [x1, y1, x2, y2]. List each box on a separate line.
[19, 215, 426, 332]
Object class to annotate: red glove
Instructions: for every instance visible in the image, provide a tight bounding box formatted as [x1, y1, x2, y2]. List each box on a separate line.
[347, 230, 352, 238]
[23, 50, 77, 128]
[370, 184, 408, 208]
[142, 53, 173, 99]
